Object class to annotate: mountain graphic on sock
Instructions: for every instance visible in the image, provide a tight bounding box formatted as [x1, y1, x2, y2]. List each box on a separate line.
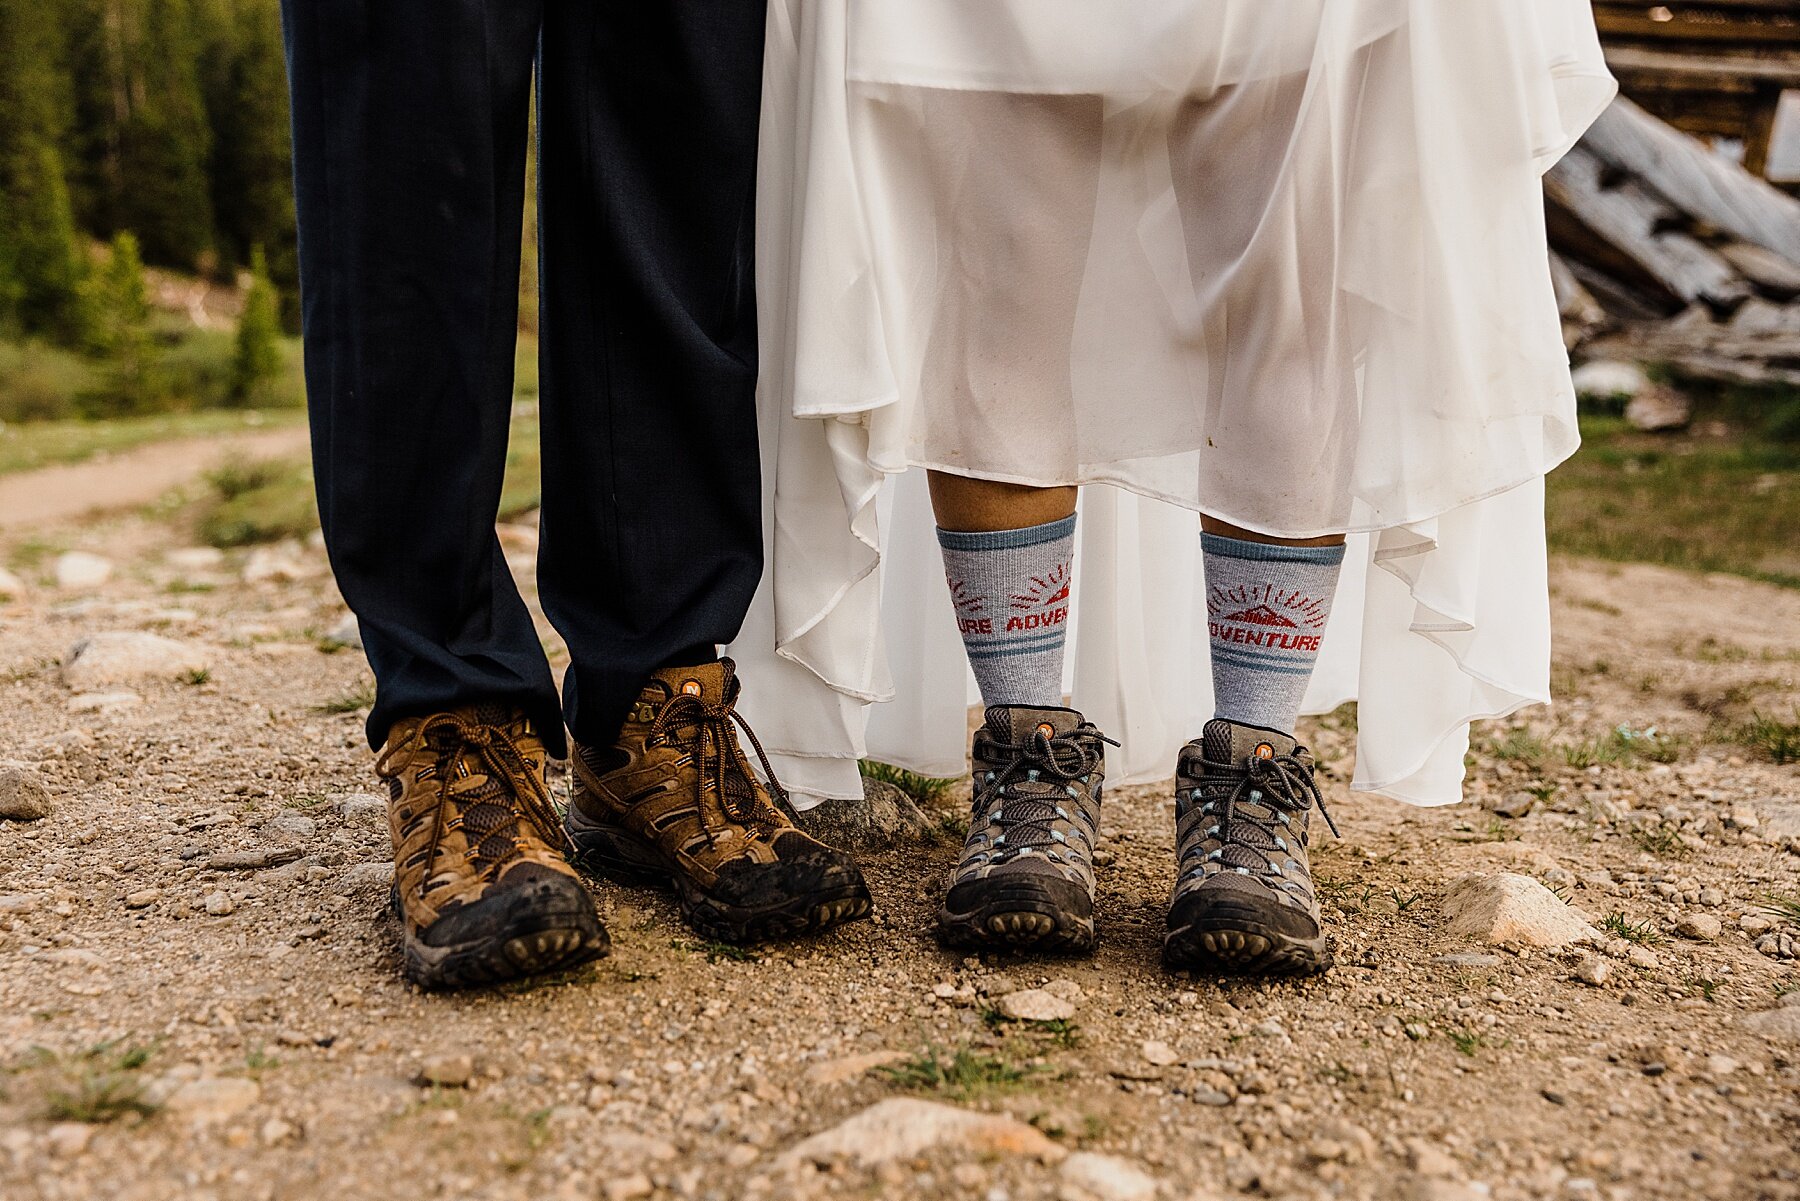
[1220, 604, 1298, 628]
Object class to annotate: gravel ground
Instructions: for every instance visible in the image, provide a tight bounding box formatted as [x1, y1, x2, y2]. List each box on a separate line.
[0, 497, 1797, 1201]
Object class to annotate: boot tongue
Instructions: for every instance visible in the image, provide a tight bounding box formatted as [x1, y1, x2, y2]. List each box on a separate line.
[651, 658, 734, 707]
[1201, 718, 1298, 767]
[985, 705, 1084, 744]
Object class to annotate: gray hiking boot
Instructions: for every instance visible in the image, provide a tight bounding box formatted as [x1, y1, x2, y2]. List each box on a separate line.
[1163, 719, 1339, 976]
[936, 706, 1112, 953]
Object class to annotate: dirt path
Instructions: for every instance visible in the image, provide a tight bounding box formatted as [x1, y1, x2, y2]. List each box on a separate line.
[0, 425, 310, 530]
[0, 503, 1796, 1201]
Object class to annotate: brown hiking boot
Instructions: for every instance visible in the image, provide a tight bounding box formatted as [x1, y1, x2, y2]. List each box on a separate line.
[1162, 719, 1338, 976]
[565, 659, 871, 943]
[375, 704, 608, 989]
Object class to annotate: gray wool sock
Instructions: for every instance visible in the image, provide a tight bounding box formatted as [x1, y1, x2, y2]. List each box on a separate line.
[1202, 532, 1345, 734]
[938, 514, 1076, 708]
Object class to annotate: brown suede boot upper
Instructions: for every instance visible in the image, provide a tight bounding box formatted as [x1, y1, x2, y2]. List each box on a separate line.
[568, 660, 831, 890]
[376, 703, 581, 935]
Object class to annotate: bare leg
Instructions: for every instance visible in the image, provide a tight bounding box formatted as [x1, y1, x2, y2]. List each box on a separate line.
[928, 473, 1076, 533]
[1200, 515, 1344, 549]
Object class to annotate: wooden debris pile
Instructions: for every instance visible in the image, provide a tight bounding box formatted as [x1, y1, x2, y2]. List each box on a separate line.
[1550, 97, 1800, 387]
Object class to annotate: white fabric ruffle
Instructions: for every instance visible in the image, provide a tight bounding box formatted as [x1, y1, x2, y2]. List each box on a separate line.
[731, 0, 1615, 808]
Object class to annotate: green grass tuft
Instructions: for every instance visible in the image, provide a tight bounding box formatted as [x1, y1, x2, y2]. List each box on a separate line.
[312, 681, 376, 715]
[859, 760, 962, 805]
[1732, 710, 1800, 765]
[878, 1047, 1042, 1100]
[1601, 912, 1664, 946]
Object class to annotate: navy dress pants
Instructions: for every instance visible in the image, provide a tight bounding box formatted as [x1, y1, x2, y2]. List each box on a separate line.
[281, 1, 767, 755]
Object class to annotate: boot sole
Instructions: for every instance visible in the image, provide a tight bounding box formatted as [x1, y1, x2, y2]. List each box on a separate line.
[936, 877, 1096, 955]
[1163, 913, 1331, 977]
[392, 884, 610, 991]
[564, 818, 872, 945]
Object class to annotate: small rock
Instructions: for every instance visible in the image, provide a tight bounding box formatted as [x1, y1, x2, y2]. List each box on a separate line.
[322, 612, 362, 650]
[123, 889, 162, 910]
[164, 1077, 260, 1123]
[1440, 873, 1600, 947]
[792, 778, 932, 849]
[165, 547, 226, 571]
[1042, 979, 1083, 1001]
[1626, 945, 1660, 970]
[994, 989, 1077, 1023]
[1406, 1140, 1460, 1180]
[804, 1050, 909, 1087]
[1574, 954, 1611, 987]
[1741, 914, 1773, 934]
[1489, 791, 1536, 820]
[333, 793, 386, 823]
[1190, 1086, 1233, 1106]
[260, 812, 317, 843]
[1571, 360, 1649, 401]
[1140, 1040, 1180, 1067]
[1740, 1007, 1800, 1044]
[63, 632, 212, 689]
[780, 1098, 1065, 1169]
[0, 566, 26, 601]
[242, 543, 314, 584]
[54, 551, 114, 590]
[204, 891, 235, 916]
[45, 1122, 92, 1158]
[1624, 387, 1692, 433]
[1433, 952, 1502, 969]
[337, 860, 395, 893]
[415, 1055, 475, 1088]
[66, 690, 141, 713]
[260, 1118, 296, 1146]
[207, 846, 303, 871]
[1703, 1055, 1740, 1077]
[601, 1175, 654, 1201]
[0, 761, 55, 821]
[1676, 914, 1723, 942]
[1058, 1152, 1159, 1201]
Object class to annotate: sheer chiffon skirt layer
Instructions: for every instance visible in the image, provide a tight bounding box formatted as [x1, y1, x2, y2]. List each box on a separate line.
[731, 0, 1616, 807]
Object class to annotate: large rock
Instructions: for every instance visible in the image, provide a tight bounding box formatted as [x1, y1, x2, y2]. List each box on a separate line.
[1439, 873, 1599, 948]
[780, 1098, 1065, 1169]
[1740, 996, 1800, 1044]
[792, 777, 933, 850]
[1059, 1152, 1160, 1201]
[995, 989, 1077, 1023]
[53, 551, 114, 590]
[0, 762, 54, 821]
[63, 632, 212, 689]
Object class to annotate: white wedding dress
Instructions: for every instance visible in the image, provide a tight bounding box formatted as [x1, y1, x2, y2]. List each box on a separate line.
[729, 0, 1616, 808]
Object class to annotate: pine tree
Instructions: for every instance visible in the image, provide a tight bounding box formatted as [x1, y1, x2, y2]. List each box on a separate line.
[230, 243, 281, 405]
[205, 0, 293, 274]
[81, 231, 162, 416]
[110, 0, 218, 270]
[0, 0, 88, 341]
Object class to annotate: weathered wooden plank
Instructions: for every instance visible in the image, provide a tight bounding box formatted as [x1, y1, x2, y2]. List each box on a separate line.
[1578, 97, 1800, 258]
[1545, 146, 1755, 312]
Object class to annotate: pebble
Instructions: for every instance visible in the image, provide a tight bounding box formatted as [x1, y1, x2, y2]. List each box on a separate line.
[242, 544, 314, 584]
[207, 846, 303, 871]
[322, 612, 363, 650]
[1043, 979, 1083, 1001]
[1433, 953, 1502, 969]
[45, 1122, 92, 1158]
[165, 546, 225, 571]
[62, 632, 212, 688]
[337, 860, 396, 893]
[1057, 1152, 1159, 1201]
[260, 1118, 296, 1146]
[260, 812, 318, 843]
[1740, 914, 1773, 935]
[994, 989, 1076, 1023]
[1489, 791, 1536, 819]
[124, 889, 162, 909]
[1139, 1040, 1180, 1067]
[415, 1055, 476, 1088]
[0, 566, 25, 601]
[333, 793, 386, 823]
[1574, 954, 1611, 987]
[164, 1077, 261, 1123]
[66, 690, 141, 713]
[780, 1098, 1065, 1168]
[0, 761, 55, 821]
[204, 891, 235, 916]
[601, 1175, 654, 1201]
[54, 551, 113, 590]
[1440, 873, 1600, 947]
[1676, 914, 1723, 942]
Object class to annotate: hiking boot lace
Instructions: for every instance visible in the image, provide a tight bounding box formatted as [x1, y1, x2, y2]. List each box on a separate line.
[973, 725, 1116, 863]
[375, 713, 572, 897]
[1186, 745, 1340, 891]
[647, 678, 789, 842]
